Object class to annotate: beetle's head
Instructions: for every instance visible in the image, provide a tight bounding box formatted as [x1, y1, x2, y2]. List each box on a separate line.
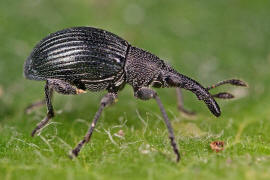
[154, 63, 246, 117]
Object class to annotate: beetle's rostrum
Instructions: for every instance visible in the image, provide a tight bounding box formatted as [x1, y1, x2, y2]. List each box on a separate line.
[24, 26, 247, 162]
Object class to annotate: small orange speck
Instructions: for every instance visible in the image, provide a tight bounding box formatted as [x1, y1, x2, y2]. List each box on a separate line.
[210, 141, 224, 152]
[76, 89, 86, 94]
[117, 130, 125, 137]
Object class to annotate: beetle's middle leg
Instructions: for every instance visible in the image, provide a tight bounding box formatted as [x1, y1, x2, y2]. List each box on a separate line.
[136, 87, 180, 162]
[31, 79, 86, 137]
[70, 92, 117, 158]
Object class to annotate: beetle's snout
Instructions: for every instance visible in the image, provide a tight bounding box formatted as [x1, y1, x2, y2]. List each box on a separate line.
[164, 70, 221, 117]
[194, 88, 221, 117]
[203, 97, 221, 117]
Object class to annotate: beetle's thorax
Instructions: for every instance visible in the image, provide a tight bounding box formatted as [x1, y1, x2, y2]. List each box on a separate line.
[124, 46, 167, 90]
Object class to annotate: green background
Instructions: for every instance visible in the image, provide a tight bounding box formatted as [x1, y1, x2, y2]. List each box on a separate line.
[1, 0, 270, 179]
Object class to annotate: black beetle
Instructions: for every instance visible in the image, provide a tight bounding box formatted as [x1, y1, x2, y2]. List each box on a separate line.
[24, 26, 247, 162]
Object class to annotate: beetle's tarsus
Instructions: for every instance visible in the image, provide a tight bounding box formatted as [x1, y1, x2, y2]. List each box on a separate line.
[31, 130, 37, 137]
[71, 139, 86, 158]
[68, 150, 78, 159]
[31, 111, 54, 136]
[169, 136, 181, 162]
[31, 127, 40, 137]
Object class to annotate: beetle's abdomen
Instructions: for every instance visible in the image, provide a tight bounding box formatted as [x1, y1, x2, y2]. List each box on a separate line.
[24, 27, 129, 85]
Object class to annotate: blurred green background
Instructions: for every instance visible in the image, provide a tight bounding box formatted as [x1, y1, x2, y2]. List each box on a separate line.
[1, 0, 270, 179]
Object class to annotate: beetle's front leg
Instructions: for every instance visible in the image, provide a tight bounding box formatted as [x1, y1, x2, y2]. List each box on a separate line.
[31, 79, 85, 137]
[176, 88, 196, 116]
[70, 92, 117, 158]
[135, 87, 180, 162]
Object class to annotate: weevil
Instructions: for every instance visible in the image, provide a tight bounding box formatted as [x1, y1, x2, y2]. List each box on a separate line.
[24, 26, 247, 162]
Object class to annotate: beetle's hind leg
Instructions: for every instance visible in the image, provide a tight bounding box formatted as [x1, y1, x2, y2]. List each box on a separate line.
[176, 88, 196, 116]
[31, 79, 86, 137]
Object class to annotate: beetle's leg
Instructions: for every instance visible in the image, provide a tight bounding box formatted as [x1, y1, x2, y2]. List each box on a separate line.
[176, 88, 196, 116]
[26, 79, 86, 114]
[31, 79, 86, 137]
[25, 99, 46, 114]
[135, 87, 180, 162]
[31, 81, 54, 137]
[46, 79, 86, 95]
[70, 92, 117, 158]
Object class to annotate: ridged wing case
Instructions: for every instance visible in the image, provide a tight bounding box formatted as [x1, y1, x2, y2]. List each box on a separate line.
[24, 27, 129, 85]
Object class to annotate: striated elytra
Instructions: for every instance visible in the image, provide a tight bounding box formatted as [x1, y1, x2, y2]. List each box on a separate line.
[24, 26, 247, 162]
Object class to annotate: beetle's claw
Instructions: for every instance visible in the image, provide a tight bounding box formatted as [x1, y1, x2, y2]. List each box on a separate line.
[178, 106, 196, 117]
[31, 128, 41, 137]
[31, 128, 39, 137]
[31, 130, 36, 137]
[68, 150, 77, 159]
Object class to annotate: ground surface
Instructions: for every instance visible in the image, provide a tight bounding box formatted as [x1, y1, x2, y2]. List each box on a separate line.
[1, 0, 270, 180]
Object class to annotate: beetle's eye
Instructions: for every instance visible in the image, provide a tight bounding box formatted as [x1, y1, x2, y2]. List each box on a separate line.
[152, 81, 162, 88]
[165, 76, 175, 86]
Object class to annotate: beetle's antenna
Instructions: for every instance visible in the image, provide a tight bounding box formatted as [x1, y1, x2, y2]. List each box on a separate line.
[206, 79, 247, 100]
[212, 92, 234, 99]
[206, 79, 247, 91]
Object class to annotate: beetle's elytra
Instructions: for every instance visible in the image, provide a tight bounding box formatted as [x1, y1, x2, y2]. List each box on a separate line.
[24, 26, 247, 162]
